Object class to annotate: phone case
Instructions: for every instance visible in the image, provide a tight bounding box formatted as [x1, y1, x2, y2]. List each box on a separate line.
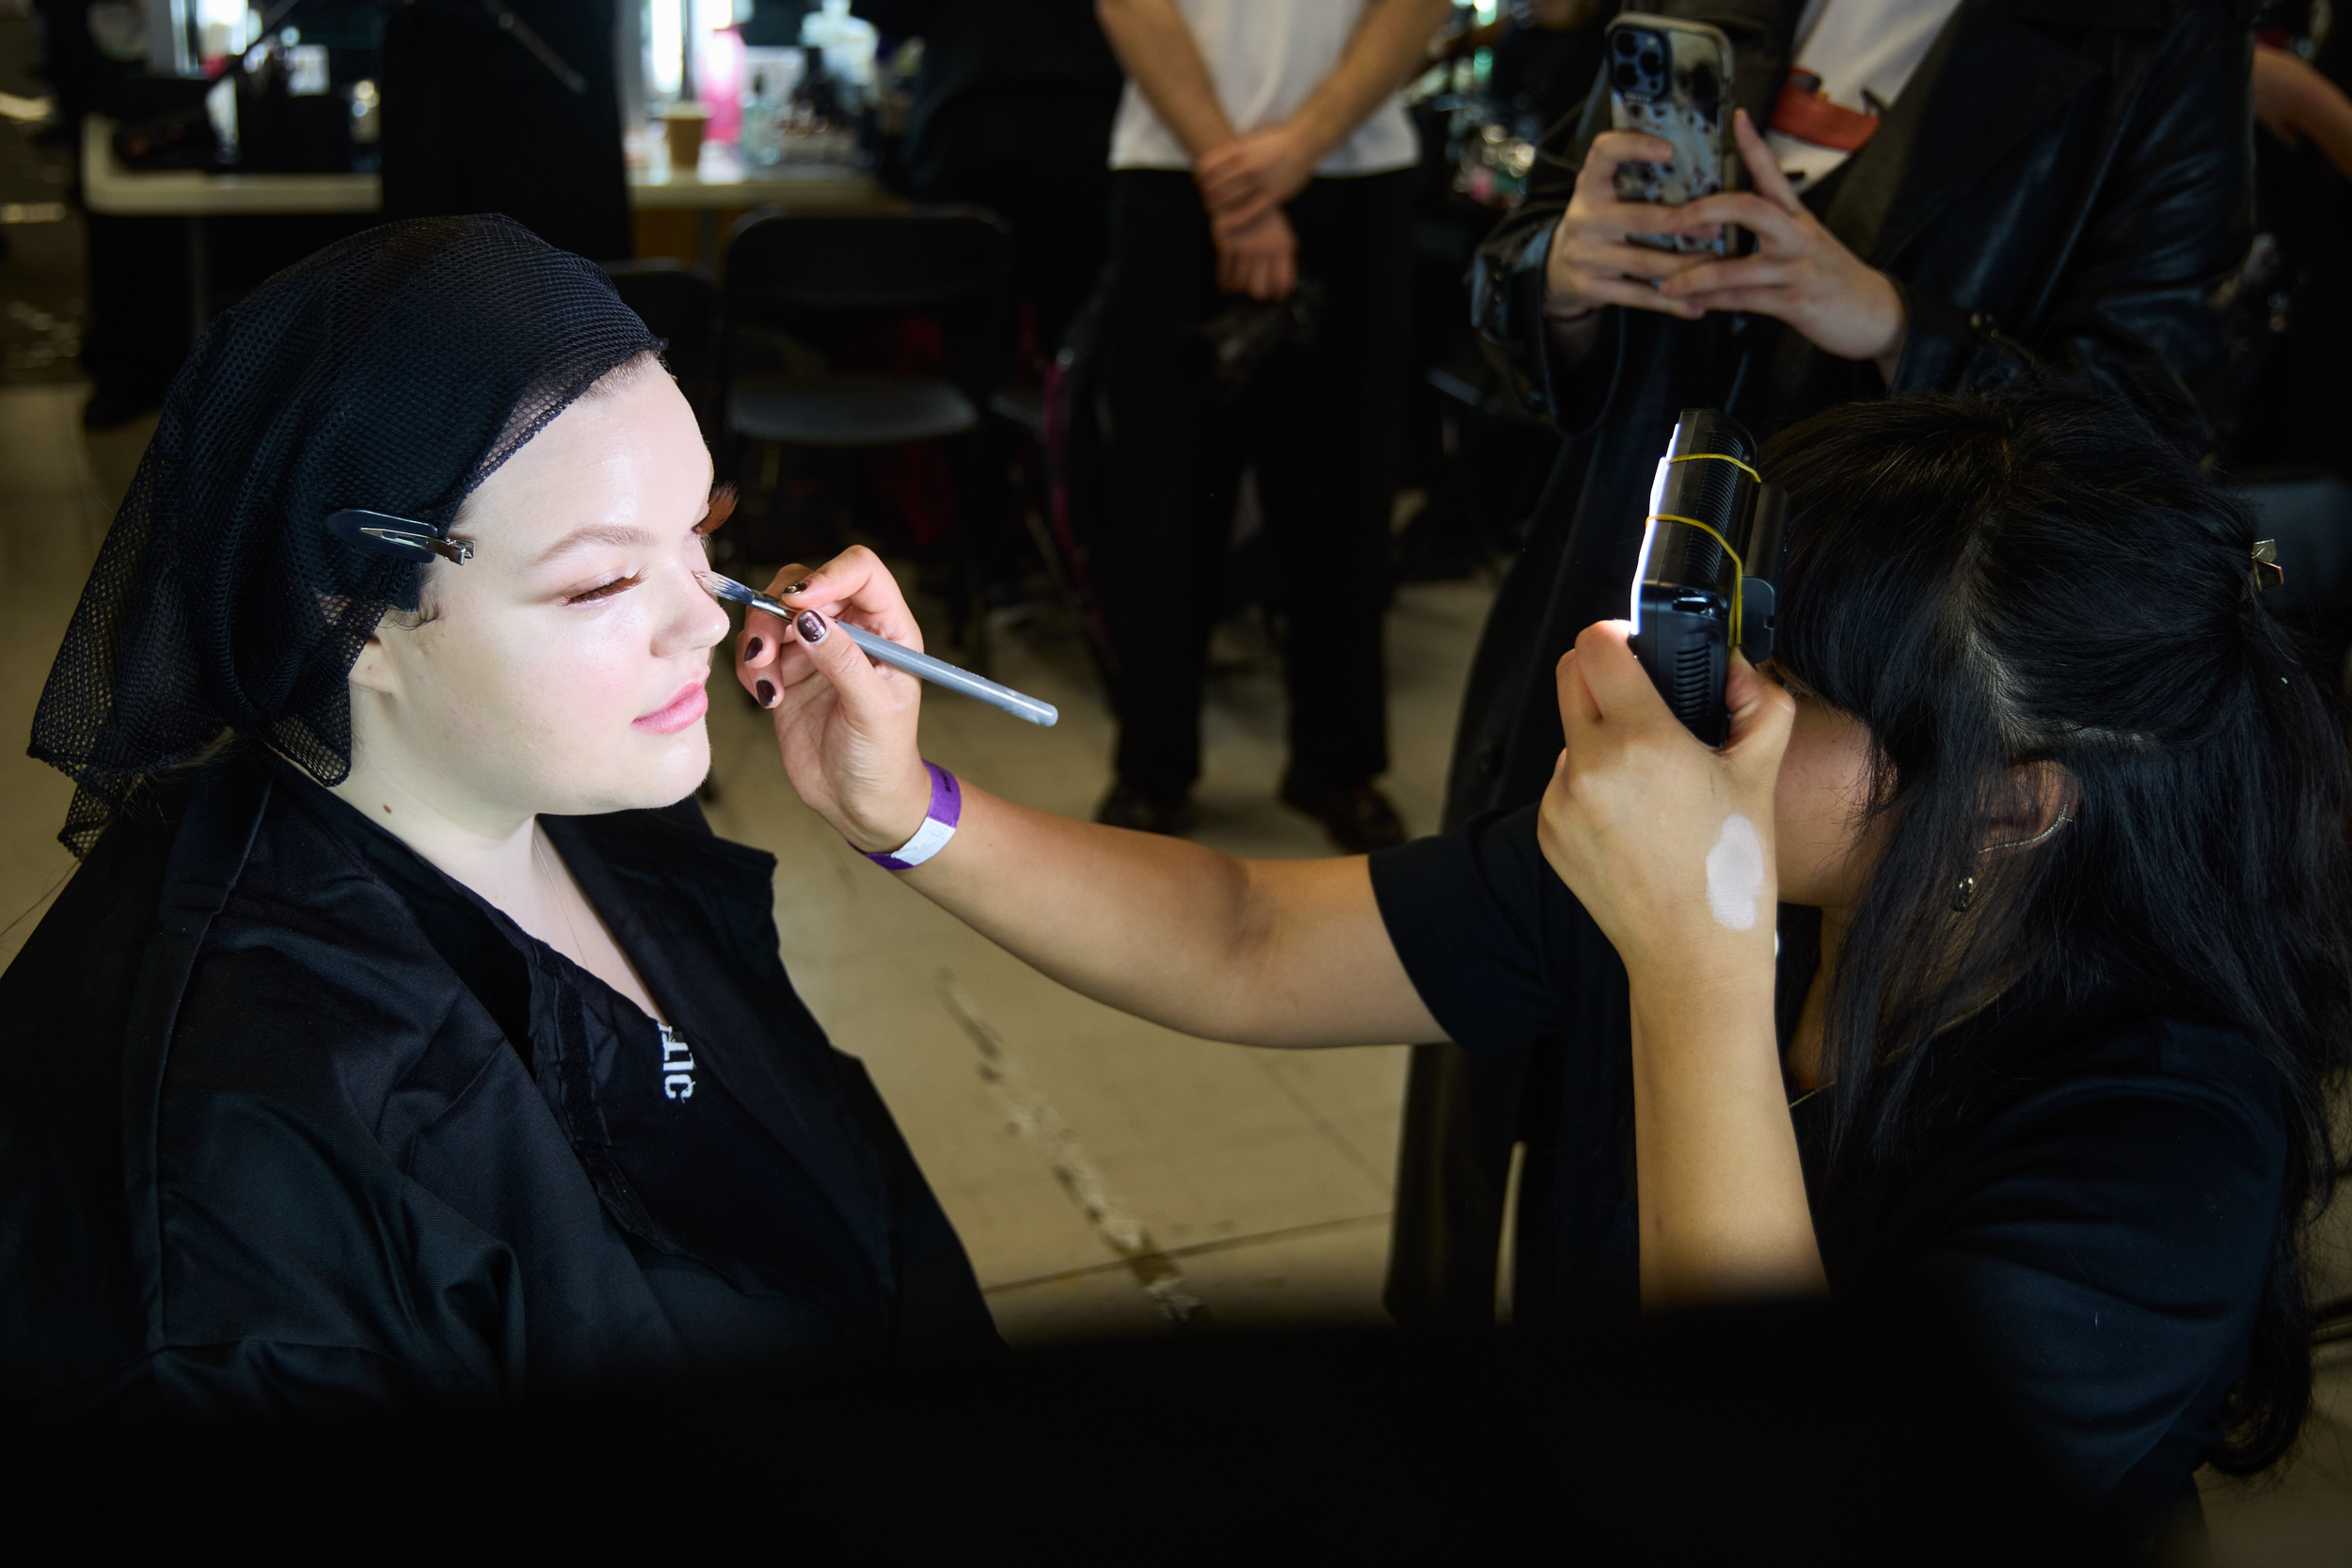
[1606, 14, 1739, 257]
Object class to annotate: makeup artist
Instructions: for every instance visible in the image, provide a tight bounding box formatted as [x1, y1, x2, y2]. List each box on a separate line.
[1, 216, 997, 1418]
[1422, 0, 2256, 1337]
[744, 386, 2347, 1541]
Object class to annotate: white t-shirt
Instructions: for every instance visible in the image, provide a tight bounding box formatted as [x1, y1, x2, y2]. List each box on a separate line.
[1108, 0, 1420, 175]
[1763, 0, 1964, 188]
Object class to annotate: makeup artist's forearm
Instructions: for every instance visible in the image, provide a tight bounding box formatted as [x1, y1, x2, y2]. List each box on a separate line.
[902, 786, 1438, 1048]
[1629, 976, 1826, 1307]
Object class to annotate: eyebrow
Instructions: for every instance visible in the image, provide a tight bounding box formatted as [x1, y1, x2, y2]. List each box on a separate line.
[528, 474, 723, 567]
[532, 522, 659, 567]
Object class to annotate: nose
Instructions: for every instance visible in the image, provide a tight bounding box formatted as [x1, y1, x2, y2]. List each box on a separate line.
[655, 557, 734, 659]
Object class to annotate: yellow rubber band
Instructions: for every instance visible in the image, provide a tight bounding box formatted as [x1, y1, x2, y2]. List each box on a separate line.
[1667, 451, 1763, 483]
[1645, 514, 1746, 654]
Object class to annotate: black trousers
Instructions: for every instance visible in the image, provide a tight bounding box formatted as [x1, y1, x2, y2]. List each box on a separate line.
[1096, 168, 1413, 793]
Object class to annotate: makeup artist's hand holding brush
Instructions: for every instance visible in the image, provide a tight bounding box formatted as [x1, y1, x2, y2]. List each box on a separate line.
[734, 546, 936, 855]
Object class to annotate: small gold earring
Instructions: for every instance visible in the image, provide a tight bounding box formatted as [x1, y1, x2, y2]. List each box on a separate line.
[1950, 875, 1977, 913]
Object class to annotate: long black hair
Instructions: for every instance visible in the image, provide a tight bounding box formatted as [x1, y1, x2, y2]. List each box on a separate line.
[1763, 385, 2351, 1473]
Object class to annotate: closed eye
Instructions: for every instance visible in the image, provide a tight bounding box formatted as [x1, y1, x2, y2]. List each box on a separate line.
[566, 573, 643, 604]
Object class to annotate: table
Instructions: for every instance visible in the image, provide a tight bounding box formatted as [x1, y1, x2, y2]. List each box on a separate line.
[80, 116, 891, 336]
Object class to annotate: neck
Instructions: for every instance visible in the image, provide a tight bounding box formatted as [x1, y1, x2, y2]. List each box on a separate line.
[326, 741, 543, 912]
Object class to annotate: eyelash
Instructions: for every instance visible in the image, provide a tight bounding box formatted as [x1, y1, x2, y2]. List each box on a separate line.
[559, 490, 729, 605]
[566, 573, 643, 605]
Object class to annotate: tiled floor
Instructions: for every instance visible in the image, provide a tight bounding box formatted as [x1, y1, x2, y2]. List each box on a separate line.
[690, 513, 1489, 1341]
[0, 379, 1487, 1345]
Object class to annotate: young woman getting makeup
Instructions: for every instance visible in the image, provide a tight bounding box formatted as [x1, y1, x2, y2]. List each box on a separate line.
[2, 217, 999, 1416]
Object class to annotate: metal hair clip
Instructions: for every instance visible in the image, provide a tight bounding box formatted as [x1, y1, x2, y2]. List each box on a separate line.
[2252, 538, 2283, 592]
[325, 509, 475, 566]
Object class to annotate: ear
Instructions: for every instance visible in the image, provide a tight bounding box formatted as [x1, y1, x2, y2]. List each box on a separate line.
[1982, 759, 2077, 853]
[345, 616, 410, 699]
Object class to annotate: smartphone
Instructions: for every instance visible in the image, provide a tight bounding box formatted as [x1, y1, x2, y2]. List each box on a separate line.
[1606, 14, 1740, 256]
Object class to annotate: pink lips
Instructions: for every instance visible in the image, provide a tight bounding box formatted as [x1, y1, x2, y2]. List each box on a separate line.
[633, 678, 709, 735]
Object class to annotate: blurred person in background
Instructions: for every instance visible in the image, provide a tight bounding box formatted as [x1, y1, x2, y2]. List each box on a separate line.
[855, 0, 1122, 367]
[1397, 0, 2255, 1329]
[1089, 0, 1452, 851]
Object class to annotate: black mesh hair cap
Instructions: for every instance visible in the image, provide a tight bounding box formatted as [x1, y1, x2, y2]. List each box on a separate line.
[29, 214, 660, 855]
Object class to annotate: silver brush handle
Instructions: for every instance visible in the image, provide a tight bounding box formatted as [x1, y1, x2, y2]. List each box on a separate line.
[707, 573, 1058, 727]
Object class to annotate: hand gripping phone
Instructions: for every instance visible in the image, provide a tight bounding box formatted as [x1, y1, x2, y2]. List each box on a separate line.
[1606, 13, 1740, 256]
[1629, 410, 1788, 747]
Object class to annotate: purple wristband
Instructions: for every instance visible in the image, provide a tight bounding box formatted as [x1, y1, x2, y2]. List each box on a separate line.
[865, 761, 962, 871]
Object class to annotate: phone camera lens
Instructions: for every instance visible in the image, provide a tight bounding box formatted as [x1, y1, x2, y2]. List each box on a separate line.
[1613, 31, 1640, 55]
[1639, 50, 1663, 76]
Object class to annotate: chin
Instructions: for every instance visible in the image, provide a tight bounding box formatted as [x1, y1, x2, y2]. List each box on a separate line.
[549, 724, 711, 816]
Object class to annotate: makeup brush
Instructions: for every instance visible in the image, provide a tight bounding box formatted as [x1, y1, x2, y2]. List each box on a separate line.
[695, 570, 1059, 728]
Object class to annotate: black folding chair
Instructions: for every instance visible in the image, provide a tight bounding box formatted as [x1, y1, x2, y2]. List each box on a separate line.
[716, 206, 1014, 664]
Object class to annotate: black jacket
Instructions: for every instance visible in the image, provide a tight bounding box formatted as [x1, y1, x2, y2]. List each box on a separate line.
[0, 754, 994, 1420]
[1452, 0, 2251, 824]
[1390, 0, 2255, 1329]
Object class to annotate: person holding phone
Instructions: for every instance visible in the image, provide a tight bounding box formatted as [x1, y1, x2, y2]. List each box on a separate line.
[1401, 0, 2256, 1329]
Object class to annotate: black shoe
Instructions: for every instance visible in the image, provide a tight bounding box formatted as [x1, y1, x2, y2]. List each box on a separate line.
[1279, 770, 1406, 853]
[1095, 781, 1198, 836]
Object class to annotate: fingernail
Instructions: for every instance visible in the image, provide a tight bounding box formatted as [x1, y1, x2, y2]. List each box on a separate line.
[795, 610, 828, 644]
[744, 636, 764, 661]
[784, 579, 811, 596]
[756, 678, 777, 707]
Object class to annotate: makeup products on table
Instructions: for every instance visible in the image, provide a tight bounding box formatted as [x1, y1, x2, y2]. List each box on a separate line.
[694, 570, 1059, 728]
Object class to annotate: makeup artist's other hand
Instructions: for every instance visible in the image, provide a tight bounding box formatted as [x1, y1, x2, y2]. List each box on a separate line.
[737, 546, 931, 853]
[1216, 207, 1298, 301]
[1654, 109, 1906, 380]
[1536, 622, 1792, 982]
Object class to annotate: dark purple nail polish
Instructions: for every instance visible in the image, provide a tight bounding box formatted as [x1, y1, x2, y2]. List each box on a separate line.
[784, 579, 811, 596]
[756, 679, 777, 707]
[795, 611, 828, 644]
[744, 636, 764, 661]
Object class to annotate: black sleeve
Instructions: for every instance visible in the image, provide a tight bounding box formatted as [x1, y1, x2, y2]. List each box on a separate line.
[1367, 804, 1593, 1053]
[1892, 2, 2249, 435]
[1897, 1022, 2286, 1522]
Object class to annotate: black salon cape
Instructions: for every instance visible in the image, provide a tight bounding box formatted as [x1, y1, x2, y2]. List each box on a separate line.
[0, 752, 997, 1420]
[1370, 806, 2285, 1528]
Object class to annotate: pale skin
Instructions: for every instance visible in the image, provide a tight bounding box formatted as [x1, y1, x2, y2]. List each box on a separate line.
[739, 550, 1931, 1307]
[1095, 0, 1452, 300]
[330, 363, 731, 1024]
[1547, 107, 1909, 384]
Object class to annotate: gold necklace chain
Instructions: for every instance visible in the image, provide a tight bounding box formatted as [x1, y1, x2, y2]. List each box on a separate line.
[532, 823, 593, 969]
